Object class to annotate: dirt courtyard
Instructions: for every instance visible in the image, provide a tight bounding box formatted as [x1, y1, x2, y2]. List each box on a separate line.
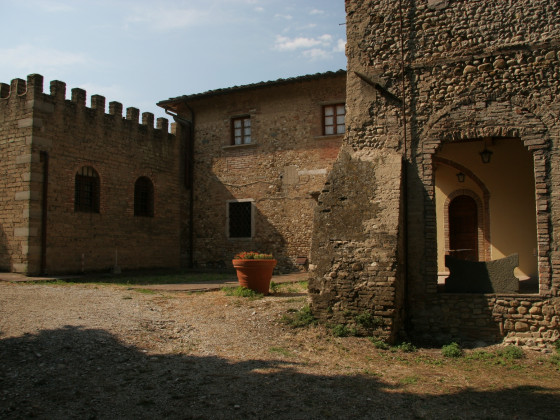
[1, 281, 559, 419]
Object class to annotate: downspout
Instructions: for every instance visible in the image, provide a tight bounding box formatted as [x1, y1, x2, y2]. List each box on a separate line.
[40, 151, 49, 274]
[165, 108, 195, 269]
[398, 0, 410, 334]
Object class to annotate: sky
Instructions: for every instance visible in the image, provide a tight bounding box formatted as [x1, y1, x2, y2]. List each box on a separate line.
[0, 0, 347, 121]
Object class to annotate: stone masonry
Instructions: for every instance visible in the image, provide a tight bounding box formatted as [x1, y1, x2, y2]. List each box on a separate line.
[0, 74, 182, 275]
[310, 0, 560, 346]
[158, 71, 346, 272]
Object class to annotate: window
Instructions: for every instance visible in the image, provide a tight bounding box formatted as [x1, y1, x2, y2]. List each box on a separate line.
[75, 166, 100, 213]
[323, 104, 345, 135]
[228, 200, 253, 238]
[231, 116, 251, 145]
[134, 177, 154, 217]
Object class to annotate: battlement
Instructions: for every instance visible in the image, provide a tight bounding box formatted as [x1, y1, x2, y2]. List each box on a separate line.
[0, 73, 172, 134]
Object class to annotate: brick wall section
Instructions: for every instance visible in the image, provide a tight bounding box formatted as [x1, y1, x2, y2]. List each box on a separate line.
[175, 73, 345, 271]
[0, 74, 182, 274]
[0, 77, 34, 272]
[311, 0, 560, 344]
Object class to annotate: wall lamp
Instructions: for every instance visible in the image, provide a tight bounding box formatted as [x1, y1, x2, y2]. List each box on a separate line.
[456, 172, 465, 182]
[479, 147, 493, 164]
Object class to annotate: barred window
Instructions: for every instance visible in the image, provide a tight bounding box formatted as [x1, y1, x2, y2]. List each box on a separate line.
[134, 177, 154, 217]
[231, 116, 251, 145]
[228, 201, 253, 238]
[323, 103, 345, 135]
[75, 166, 100, 213]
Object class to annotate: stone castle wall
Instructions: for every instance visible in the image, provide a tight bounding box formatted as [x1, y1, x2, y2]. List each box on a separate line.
[0, 74, 183, 274]
[0, 78, 35, 272]
[310, 0, 560, 344]
[186, 73, 346, 271]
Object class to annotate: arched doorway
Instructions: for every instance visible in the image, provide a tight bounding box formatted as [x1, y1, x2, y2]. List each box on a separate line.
[449, 195, 478, 261]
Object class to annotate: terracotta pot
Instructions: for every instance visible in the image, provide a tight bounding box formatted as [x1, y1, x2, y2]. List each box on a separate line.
[232, 259, 277, 295]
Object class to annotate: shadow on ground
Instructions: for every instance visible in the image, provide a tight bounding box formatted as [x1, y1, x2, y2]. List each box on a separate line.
[1, 327, 558, 419]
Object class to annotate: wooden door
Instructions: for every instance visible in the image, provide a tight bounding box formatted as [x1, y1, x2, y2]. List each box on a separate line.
[449, 195, 478, 261]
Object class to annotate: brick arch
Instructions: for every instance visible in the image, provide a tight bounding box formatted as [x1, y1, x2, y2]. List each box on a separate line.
[420, 100, 552, 294]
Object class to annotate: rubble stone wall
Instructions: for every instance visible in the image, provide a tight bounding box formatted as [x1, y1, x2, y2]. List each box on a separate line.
[187, 73, 346, 271]
[311, 0, 560, 344]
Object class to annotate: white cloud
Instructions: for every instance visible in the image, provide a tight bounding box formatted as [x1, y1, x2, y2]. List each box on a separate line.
[0, 45, 91, 72]
[309, 9, 325, 15]
[273, 33, 345, 62]
[125, 6, 210, 31]
[274, 34, 332, 51]
[31, 0, 74, 13]
[274, 14, 293, 20]
[334, 39, 346, 53]
[303, 48, 332, 60]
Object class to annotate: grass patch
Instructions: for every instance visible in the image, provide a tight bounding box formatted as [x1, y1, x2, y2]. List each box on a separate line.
[281, 305, 317, 328]
[394, 342, 417, 353]
[331, 324, 357, 337]
[496, 345, 525, 360]
[355, 312, 382, 330]
[400, 375, 419, 385]
[442, 342, 463, 358]
[368, 336, 390, 350]
[222, 286, 263, 299]
[133, 288, 157, 295]
[52, 270, 235, 286]
[269, 347, 295, 357]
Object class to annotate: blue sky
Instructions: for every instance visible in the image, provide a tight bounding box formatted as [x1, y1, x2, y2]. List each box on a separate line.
[0, 0, 347, 121]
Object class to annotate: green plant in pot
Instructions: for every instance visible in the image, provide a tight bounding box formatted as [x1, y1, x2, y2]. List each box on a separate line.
[232, 251, 277, 295]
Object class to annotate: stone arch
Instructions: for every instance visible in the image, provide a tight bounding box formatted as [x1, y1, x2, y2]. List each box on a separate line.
[420, 98, 551, 294]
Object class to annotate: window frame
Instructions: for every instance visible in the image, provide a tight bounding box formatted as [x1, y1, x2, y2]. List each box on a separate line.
[231, 116, 252, 145]
[322, 103, 346, 136]
[226, 199, 254, 239]
[74, 166, 100, 213]
[134, 176, 154, 217]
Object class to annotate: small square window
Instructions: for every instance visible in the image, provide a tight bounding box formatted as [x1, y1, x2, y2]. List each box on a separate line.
[228, 201, 253, 238]
[231, 116, 251, 145]
[323, 104, 345, 136]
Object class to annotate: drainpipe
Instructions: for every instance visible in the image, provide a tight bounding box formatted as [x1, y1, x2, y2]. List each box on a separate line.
[165, 107, 195, 268]
[40, 151, 49, 274]
[398, 0, 410, 334]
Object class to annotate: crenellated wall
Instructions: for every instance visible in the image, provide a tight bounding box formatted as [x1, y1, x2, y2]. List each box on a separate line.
[0, 74, 183, 274]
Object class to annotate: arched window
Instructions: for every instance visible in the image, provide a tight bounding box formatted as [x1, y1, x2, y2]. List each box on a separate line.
[75, 166, 100, 213]
[134, 177, 154, 217]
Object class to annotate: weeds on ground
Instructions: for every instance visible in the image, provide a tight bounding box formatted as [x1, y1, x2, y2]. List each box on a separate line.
[355, 311, 383, 330]
[280, 305, 317, 328]
[331, 324, 357, 337]
[269, 346, 295, 357]
[400, 375, 419, 385]
[269, 281, 280, 294]
[546, 340, 560, 369]
[394, 342, 418, 353]
[134, 288, 157, 295]
[368, 336, 390, 350]
[464, 346, 525, 370]
[496, 345, 525, 360]
[222, 286, 263, 299]
[442, 342, 463, 358]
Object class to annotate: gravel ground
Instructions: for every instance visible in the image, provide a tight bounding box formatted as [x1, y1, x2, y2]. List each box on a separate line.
[1, 281, 559, 419]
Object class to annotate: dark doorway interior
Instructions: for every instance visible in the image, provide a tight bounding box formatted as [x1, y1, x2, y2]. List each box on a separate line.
[449, 195, 478, 261]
